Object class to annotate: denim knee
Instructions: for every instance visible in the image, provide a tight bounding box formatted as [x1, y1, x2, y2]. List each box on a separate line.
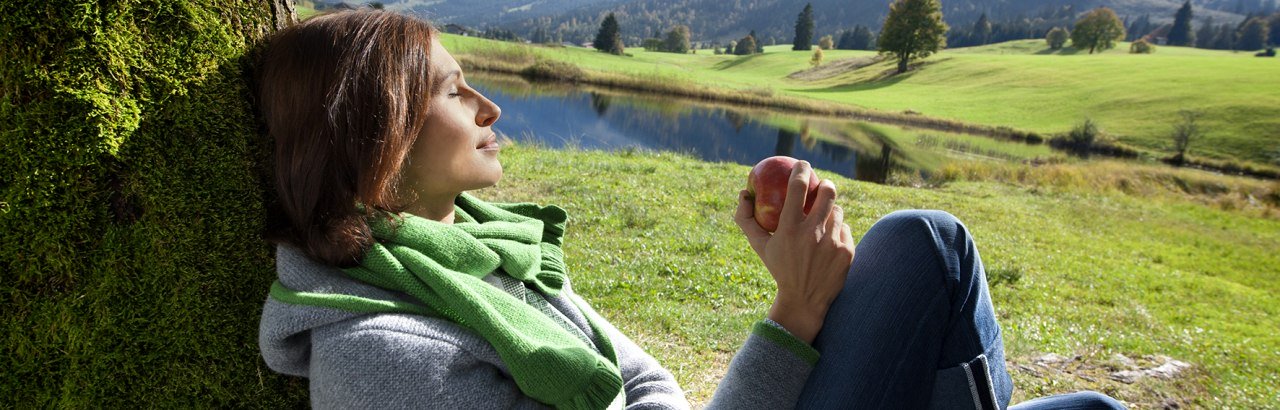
[865, 210, 969, 280]
[1009, 391, 1127, 410]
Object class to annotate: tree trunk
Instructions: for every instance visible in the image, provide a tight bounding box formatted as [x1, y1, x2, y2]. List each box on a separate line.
[897, 54, 910, 73]
[2, 1, 304, 406]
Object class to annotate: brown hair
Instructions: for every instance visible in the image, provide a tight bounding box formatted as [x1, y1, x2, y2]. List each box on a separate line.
[257, 10, 436, 267]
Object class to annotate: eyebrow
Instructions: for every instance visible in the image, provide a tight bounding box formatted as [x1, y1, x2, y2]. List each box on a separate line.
[433, 69, 461, 94]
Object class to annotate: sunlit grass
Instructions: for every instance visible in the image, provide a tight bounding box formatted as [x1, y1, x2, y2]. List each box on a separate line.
[475, 143, 1279, 407]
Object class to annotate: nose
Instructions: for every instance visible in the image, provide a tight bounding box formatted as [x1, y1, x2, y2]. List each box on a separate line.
[475, 91, 501, 127]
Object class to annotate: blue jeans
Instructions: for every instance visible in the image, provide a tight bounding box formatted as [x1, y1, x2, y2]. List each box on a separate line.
[795, 210, 1124, 410]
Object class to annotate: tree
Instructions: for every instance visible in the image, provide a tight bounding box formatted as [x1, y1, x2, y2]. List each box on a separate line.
[1237, 17, 1270, 50]
[818, 34, 834, 50]
[1047, 27, 1070, 50]
[662, 25, 692, 53]
[734, 34, 758, 55]
[1197, 17, 1217, 48]
[1130, 38, 1156, 53]
[1168, 1, 1196, 47]
[1127, 14, 1152, 41]
[1214, 23, 1237, 49]
[642, 38, 663, 51]
[793, 3, 815, 50]
[849, 25, 875, 50]
[751, 30, 765, 53]
[811, 48, 824, 67]
[1269, 13, 1280, 46]
[878, 0, 949, 74]
[973, 13, 993, 45]
[1169, 109, 1204, 165]
[3, 0, 302, 406]
[1071, 7, 1126, 54]
[594, 13, 624, 55]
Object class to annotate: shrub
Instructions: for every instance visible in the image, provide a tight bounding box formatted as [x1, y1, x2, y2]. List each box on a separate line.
[520, 58, 587, 82]
[1129, 39, 1156, 54]
[1046, 27, 1069, 50]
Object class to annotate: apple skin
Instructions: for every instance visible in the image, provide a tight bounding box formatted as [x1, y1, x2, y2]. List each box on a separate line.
[746, 156, 820, 232]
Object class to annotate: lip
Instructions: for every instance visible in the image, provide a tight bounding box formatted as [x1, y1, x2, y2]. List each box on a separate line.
[477, 134, 499, 151]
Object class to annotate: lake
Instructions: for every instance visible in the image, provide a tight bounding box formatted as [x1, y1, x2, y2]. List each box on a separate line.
[471, 72, 1062, 184]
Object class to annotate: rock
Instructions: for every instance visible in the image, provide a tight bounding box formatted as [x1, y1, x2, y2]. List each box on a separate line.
[1110, 370, 1144, 384]
[1033, 353, 1070, 366]
[1110, 353, 1136, 369]
[1148, 359, 1191, 379]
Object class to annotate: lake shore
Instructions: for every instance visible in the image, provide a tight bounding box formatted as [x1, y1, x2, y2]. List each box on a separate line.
[442, 35, 1280, 180]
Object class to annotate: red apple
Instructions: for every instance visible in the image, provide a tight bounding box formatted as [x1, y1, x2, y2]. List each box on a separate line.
[746, 156, 820, 232]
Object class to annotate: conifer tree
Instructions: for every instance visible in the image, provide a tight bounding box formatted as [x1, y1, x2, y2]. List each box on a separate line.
[793, 3, 815, 50]
[1237, 17, 1269, 50]
[1168, 0, 1196, 46]
[1197, 17, 1217, 48]
[878, 0, 948, 73]
[735, 33, 757, 55]
[594, 13, 624, 55]
[973, 13, 992, 45]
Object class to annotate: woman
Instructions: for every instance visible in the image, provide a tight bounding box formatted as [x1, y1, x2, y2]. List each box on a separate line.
[256, 10, 1124, 410]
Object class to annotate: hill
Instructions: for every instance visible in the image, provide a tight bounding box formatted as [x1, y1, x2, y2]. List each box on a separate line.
[306, 0, 1266, 44]
[443, 35, 1280, 168]
[494, 0, 1258, 45]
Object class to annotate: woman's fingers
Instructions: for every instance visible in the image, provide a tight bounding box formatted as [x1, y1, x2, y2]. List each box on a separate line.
[808, 180, 837, 232]
[825, 204, 843, 242]
[776, 161, 813, 231]
[733, 190, 769, 257]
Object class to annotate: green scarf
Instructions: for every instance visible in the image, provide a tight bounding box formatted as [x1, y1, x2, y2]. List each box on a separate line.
[270, 193, 624, 409]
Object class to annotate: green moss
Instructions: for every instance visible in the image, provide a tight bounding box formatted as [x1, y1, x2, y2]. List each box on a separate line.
[1, 1, 305, 406]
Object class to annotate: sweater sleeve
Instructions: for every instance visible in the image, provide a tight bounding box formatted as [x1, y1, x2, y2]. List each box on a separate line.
[568, 294, 692, 410]
[307, 317, 543, 410]
[705, 319, 819, 410]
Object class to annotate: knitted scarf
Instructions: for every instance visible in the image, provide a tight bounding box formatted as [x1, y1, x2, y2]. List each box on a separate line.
[270, 193, 624, 409]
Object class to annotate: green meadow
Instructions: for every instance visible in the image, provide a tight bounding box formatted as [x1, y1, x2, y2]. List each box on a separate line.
[478, 143, 1278, 407]
[442, 35, 1280, 169]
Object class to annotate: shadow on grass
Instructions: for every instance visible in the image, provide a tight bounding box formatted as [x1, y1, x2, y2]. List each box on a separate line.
[712, 53, 767, 70]
[1036, 47, 1087, 55]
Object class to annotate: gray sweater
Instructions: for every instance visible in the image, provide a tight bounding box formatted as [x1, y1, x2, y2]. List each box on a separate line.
[260, 245, 817, 409]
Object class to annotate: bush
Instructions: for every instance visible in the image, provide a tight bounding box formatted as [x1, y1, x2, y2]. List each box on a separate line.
[1, 1, 304, 407]
[1046, 27, 1069, 50]
[520, 58, 587, 82]
[1049, 118, 1103, 155]
[1129, 39, 1156, 54]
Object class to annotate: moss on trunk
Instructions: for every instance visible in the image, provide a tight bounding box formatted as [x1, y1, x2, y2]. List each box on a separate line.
[1, 1, 305, 406]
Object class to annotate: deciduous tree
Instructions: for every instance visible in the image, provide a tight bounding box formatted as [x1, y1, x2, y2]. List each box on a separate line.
[663, 25, 691, 53]
[1046, 27, 1069, 50]
[878, 0, 948, 74]
[1170, 109, 1204, 166]
[1071, 7, 1126, 54]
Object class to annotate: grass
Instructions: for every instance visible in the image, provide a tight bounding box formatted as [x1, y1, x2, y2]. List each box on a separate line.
[473, 142, 1279, 408]
[441, 35, 1280, 172]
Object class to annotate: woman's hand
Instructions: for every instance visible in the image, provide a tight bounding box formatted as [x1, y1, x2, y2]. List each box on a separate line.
[733, 161, 855, 344]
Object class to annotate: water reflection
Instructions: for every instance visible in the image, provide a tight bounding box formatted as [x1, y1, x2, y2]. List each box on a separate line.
[470, 72, 1023, 184]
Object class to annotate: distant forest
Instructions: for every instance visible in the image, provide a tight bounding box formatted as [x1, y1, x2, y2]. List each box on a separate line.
[310, 0, 1276, 48]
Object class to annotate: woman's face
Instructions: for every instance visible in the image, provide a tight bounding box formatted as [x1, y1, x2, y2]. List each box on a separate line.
[402, 40, 503, 201]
